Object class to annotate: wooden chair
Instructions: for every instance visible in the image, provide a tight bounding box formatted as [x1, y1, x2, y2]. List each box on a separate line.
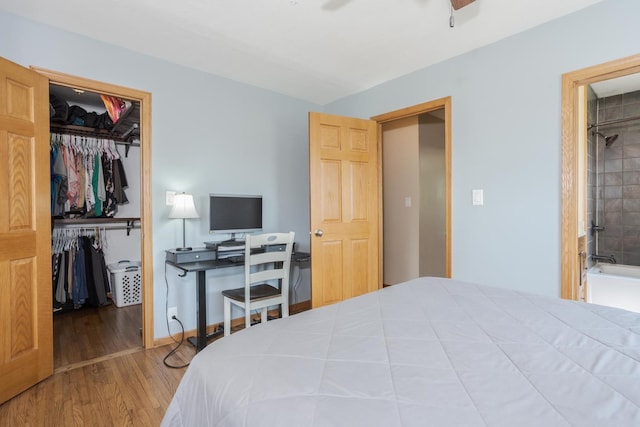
[222, 232, 295, 336]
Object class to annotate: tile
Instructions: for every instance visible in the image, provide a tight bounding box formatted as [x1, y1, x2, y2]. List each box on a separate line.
[603, 224, 622, 237]
[622, 211, 640, 226]
[604, 172, 622, 186]
[604, 198, 623, 212]
[624, 145, 640, 158]
[623, 90, 640, 105]
[623, 102, 640, 119]
[603, 210, 622, 225]
[623, 157, 640, 172]
[623, 185, 640, 199]
[604, 159, 623, 173]
[623, 126, 640, 143]
[602, 106, 623, 122]
[622, 236, 640, 253]
[604, 145, 622, 160]
[623, 199, 640, 212]
[604, 94, 623, 108]
[623, 171, 640, 185]
[622, 225, 640, 238]
[604, 186, 622, 199]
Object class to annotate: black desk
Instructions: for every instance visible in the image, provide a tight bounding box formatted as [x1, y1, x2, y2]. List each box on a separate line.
[165, 251, 310, 352]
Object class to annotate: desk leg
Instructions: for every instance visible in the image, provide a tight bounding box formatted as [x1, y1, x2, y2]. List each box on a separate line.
[186, 269, 223, 352]
[196, 270, 206, 352]
[185, 270, 208, 352]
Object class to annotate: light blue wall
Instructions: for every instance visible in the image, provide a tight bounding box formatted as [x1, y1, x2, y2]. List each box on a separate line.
[0, 11, 318, 339]
[326, 0, 640, 297]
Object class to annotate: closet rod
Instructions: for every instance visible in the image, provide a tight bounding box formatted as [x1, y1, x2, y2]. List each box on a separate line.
[50, 127, 140, 158]
[53, 224, 140, 236]
[589, 114, 640, 129]
[53, 218, 140, 236]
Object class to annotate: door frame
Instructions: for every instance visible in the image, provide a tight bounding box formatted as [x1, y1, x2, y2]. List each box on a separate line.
[561, 54, 640, 299]
[32, 67, 154, 348]
[372, 96, 452, 279]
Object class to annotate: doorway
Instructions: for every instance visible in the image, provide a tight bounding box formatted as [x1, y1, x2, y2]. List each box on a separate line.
[372, 97, 452, 282]
[561, 54, 640, 300]
[33, 67, 155, 368]
[381, 110, 447, 285]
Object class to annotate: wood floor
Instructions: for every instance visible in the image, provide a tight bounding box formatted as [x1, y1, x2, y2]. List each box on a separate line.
[54, 303, 143, 369]
[1, 302, 311, 425]
[1, 303, 196, 426]
[0, 342, 193, 426]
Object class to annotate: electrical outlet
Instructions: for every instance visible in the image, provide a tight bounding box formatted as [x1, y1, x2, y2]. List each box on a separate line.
[167, 306, 178, 322]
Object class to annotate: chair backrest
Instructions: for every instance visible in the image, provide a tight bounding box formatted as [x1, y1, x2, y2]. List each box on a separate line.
[243, 232, 295, 297]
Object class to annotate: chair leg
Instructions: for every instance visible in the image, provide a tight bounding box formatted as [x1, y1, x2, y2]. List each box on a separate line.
[245, 308, 252, 330]
[282, 301, 289, 319]
[261, 308, 267, 323]
[224, 297, 231, 337]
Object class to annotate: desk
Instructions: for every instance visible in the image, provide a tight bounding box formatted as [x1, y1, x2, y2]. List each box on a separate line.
[165, 250, 310, 352]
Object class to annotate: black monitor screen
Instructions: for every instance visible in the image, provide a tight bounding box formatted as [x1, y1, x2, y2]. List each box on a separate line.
[209, 194, 263, 234]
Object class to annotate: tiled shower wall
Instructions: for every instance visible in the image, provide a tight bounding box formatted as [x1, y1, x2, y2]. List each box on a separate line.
[594, 89, 640, 266]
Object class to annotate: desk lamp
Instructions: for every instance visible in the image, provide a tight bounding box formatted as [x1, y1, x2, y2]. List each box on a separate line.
[169, 192, 199, 251]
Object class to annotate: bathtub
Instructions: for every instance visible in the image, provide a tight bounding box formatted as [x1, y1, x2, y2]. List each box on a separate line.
[587, 263, 640, 313]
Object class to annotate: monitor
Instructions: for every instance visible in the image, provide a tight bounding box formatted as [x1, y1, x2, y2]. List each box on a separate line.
[209, 194, 263, 237]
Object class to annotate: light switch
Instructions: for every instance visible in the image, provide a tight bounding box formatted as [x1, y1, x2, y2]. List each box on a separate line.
[405, 196, 412, 208]
[166, 191, 176, 206]
[472, 189, 484, 206]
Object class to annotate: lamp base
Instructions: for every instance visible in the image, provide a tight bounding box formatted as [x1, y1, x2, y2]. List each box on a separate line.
[175, 247, 193, 252]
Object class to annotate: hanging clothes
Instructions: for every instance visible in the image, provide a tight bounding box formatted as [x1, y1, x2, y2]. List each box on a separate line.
[49, 134, 129, 218]
[113, 157, 129, 205]
[52, 228, 111, 312]
[50, 139, 68, 217]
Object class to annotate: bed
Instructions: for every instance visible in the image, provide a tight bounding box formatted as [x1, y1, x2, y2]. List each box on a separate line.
[161, 277, 640, 426]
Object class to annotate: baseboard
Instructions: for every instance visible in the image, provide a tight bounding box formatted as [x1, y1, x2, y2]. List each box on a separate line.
[153, 300, 312, 348]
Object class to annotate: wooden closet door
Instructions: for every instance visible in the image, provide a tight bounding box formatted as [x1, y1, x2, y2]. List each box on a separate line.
[0, 56, 52, 403]
[309, 112, 380, 308]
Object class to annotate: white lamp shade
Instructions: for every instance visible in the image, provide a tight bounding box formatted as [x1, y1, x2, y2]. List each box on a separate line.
[169, 193, 199, 219]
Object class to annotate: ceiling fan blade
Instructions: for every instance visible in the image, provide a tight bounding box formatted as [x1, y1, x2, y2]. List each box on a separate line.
[450, 0, 476, 10]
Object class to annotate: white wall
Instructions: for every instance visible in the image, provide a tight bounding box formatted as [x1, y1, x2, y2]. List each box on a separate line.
[325, 0, 640, 298]
[0, 11, 318, 339]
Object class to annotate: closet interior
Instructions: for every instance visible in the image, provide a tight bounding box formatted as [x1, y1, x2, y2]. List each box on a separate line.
[49, 83, 143, 368]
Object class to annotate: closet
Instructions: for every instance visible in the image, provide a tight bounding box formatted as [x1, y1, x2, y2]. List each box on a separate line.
[48, 82, 144, 368]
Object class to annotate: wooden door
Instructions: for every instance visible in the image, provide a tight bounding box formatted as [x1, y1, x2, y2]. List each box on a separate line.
[309, 112, 380, 308]
[0, 57, 52, 403]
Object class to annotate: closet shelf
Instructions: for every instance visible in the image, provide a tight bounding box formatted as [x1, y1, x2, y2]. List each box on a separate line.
[50, 123, 139, 141]
[53, 217, 140, 236]
[50, 102, 141, 157]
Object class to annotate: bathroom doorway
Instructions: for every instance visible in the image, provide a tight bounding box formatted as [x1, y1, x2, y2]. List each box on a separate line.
[561, 54, 640, 301]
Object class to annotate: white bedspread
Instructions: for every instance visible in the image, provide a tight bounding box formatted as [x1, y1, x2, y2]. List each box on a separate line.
[161, 277, 640, 426]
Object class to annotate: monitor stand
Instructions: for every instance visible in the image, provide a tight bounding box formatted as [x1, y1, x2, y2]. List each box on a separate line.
[221, 233, 245, 246]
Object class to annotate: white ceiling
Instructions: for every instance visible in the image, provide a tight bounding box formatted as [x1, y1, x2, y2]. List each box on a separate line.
[1, 0, 608, 104]
[591, 73, 640, 98]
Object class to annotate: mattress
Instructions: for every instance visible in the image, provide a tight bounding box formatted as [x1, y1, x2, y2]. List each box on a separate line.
[161, 277, 640, 426]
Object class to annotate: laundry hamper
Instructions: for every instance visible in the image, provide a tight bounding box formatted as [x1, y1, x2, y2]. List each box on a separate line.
[107, 260, 142, 307]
